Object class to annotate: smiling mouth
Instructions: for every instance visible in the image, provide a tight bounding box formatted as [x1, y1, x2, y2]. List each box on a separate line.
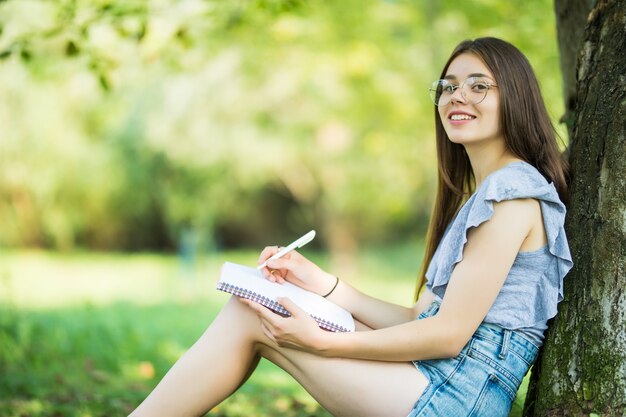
[449, 114, 476, 121]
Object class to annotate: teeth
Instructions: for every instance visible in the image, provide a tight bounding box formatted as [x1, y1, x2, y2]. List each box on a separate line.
[450, 114, 475, 121]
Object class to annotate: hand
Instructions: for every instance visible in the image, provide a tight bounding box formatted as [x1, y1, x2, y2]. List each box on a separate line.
[239, 297, 330, 354]
[257, 246, 337, 296]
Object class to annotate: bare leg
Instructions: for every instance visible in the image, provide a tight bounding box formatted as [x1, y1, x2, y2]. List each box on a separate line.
[129, 297, 428, 417]
[129, 297, 263, 416]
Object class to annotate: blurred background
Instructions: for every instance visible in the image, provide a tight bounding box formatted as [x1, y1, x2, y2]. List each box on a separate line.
[0, 0, 565, 416]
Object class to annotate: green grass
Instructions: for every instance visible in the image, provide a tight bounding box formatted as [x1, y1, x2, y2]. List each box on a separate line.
[0, 245, 528, 416]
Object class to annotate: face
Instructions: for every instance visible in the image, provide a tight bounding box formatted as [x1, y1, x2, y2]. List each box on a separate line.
[437, 53, 502, 148]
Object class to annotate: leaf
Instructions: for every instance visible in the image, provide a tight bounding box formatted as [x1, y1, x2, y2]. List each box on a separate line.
[20, 48, 32, 62]
[99, 73, 110, 91]
[65, 40, 79, 56]
[137, 20, 146, 41]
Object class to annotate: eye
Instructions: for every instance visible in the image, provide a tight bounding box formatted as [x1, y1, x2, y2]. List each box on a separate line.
[470, 82, 489, 92]
[441, 84, 458, 94]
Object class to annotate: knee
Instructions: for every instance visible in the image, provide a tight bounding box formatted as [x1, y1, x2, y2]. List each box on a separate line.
[212, 296, 279, 352]
[222, 295, 257, 319]
[214, 296, 264, 335]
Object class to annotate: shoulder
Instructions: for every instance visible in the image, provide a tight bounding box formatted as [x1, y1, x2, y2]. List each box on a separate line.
[463, 162, 558, 235]
[479, 162, 552, 202]
[475, 162, 566, 217]
[491, 197, 541, 216]
[470, 198, 542, 240]
[487, 198, 542, 231]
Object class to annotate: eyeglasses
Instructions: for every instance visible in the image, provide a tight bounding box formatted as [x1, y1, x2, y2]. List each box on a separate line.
[429, 77, 498, 106]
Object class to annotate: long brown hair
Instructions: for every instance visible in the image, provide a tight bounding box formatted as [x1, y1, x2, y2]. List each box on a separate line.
[415, 37, 569, 300]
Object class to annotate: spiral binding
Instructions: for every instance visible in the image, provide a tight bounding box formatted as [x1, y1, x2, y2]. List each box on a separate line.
[216, 282, 349, 333]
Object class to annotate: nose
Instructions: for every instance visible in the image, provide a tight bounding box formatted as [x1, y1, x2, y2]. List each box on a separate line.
[450, 86, 466, 104]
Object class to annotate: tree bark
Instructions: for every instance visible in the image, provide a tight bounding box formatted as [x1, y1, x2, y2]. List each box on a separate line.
[525, 0, 626, 416]
[553, 0, 597, 135]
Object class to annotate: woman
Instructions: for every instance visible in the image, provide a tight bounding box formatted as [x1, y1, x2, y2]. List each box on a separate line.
[129, 37, 572, 417]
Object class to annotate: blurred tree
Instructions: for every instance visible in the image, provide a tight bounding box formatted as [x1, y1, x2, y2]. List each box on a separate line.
[525, 0, 626, 415]
[0, 0, 563, 252]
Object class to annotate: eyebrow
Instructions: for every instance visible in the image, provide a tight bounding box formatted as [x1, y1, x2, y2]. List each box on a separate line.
[444, 73, 492, 80]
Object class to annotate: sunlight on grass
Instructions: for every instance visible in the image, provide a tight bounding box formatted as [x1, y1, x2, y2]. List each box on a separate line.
[0, 243, 527, 416]
[0, 244, 421, 309]
[0, 245, 420, 416]
[0, 249, 209, 308]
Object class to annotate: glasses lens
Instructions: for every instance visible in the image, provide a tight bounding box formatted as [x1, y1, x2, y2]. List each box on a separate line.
[430, 78, 494, 106]
[462, 78, 490, 104]
[429, 80, 452, 106]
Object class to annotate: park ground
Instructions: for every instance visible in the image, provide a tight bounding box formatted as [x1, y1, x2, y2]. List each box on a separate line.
[0, 244, 528, 417]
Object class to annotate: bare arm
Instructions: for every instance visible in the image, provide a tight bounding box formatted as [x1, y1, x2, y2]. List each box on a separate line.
[323, 281, 435, 329]
[247, 198, 542, 361]
[323, 198, 541, 360]
[258, 248, 431, 329]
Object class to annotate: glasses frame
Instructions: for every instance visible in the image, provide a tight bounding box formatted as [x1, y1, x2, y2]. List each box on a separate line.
[429, 77, 498, 107]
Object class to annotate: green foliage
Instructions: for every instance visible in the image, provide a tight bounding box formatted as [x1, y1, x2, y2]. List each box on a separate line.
[0, 0, 564, 251]
[2, 302, 325, 416]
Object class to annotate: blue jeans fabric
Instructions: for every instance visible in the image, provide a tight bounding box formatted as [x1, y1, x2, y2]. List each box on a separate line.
[407, 302, 539, 417]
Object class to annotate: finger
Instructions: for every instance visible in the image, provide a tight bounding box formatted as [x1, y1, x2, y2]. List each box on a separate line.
[269, 269, 285, 284]
[238, 297, 258, 310]
[258, 246, 280, 264]
[266, 257, 297, 275]
[259, 246, 284, 279]
[261, 248, 299, 269]
[278, 297, 305, 318]
[260, 322, 278, 344]
[286, 249, 302, 260]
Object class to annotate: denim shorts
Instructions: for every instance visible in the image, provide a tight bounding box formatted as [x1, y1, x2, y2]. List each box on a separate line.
[407, 301, 539, 417]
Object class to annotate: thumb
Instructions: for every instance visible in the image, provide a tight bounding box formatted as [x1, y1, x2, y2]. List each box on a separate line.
[278, 297, 305, 318]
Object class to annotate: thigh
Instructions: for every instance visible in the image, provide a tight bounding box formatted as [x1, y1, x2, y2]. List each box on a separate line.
[256, 333, 428, 417]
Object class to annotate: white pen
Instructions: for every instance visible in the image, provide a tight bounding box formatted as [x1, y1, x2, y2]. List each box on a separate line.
[257, 230, 316, 270]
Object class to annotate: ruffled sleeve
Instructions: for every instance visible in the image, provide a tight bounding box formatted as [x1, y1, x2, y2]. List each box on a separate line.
[425, 162, 573, 322]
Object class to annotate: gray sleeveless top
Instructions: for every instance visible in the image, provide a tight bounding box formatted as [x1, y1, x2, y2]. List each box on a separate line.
[425, 162, 573, 346]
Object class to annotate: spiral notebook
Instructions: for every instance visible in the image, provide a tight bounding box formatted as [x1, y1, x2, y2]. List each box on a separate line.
[216, 262, 355, 332]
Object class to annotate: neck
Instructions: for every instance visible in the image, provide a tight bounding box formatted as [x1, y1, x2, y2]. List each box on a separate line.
[465, 141, 521, 188]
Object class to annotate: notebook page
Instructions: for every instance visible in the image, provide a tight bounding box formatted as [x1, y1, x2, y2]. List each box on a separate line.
[218, 262, 355, 332]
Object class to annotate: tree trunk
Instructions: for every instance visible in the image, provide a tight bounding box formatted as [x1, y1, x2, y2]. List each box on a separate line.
[553, 0, 597, 136]
[525, 0, 626, 416]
